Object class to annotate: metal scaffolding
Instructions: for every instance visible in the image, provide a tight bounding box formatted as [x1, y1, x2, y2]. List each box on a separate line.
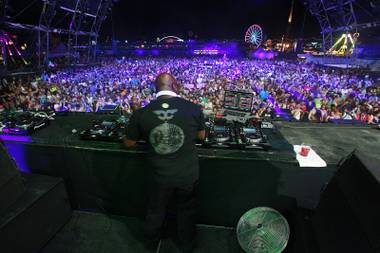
[67, 0, 89, 63]
[0, 0, 9, 72]
[38, 0, 59, 67]
[3, 0, 114, 67]
[56, 0, 114, 64]
[304, 0, 380, 53]
[87, 0, 114, 62]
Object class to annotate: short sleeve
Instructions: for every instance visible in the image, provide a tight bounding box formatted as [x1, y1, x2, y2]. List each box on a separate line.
[125, 110, 141, 141]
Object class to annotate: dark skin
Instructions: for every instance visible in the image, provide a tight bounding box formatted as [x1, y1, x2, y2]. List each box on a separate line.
[124, 73, 205, 148]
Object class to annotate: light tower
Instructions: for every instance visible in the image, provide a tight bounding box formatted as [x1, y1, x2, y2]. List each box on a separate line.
[281, 0, 295, 52]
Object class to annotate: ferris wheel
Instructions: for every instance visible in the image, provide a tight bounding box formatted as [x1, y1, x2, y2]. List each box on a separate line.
[245, 24, 263, 47]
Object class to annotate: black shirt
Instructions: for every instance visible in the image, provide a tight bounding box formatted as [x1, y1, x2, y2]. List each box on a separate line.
[126, 97, 205, 185]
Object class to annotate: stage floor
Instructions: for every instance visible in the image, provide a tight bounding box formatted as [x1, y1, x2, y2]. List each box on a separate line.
[275, 121, 380, 163]
[40, 210, 314, 253]
[40, 211, 244, 253]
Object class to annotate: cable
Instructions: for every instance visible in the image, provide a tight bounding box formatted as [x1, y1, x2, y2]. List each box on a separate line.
[156, 239, 162, 253]
[10, 0, 40, 21]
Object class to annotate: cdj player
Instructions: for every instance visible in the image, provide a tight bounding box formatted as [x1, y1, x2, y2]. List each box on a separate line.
[202, 119, 235, 148]
[198, 90, 271, 150]
[79, 116, 128, 142]
[201, 118, 271, 150]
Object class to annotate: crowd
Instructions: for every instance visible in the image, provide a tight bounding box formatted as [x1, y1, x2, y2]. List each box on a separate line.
[0, 57, 379, 124]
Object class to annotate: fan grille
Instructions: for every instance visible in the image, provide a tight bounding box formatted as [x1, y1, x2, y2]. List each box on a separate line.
[237, 207, 290, 253]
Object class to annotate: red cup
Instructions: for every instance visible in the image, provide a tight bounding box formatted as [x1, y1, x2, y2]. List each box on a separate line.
[300, 146, 310, 157]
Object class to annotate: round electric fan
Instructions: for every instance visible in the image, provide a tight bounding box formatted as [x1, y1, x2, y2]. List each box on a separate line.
[236, 207, 290, 253]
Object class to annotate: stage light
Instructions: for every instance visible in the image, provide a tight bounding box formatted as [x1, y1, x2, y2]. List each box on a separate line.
[135, 49, 144, 55]
[328, 33, 356, 55]
[151, 49, 159, 56]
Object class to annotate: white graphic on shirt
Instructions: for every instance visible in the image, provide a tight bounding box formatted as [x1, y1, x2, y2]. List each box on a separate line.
[150, 109, 184, 155]
[153, 109, 178, 121]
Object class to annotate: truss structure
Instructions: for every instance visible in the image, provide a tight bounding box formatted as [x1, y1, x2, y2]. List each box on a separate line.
[39, 0, 114, 65]
[3, 0, 114, 67]
[327, 33, 356, 55]
[0, 0, 8, 71]
[87, 0, 114, 62]
[38, 0, 59, 66]
[304, 0, 380, 54]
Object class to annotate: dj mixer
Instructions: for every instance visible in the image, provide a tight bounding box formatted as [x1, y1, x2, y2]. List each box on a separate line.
[0, 111, 55, 135]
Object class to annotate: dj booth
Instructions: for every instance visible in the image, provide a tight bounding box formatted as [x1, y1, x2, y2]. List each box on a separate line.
[1, 111, 336, 227]
[0, 91, 337, 227]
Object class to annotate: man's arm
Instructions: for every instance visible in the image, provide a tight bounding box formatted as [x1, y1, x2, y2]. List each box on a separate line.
[123, 138, 137, 148]
[124, 111, 141, 148]
[197, 129, 206, 141]
[196, 106, 206, 141]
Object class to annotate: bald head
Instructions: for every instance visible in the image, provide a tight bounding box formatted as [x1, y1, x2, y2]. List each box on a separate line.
[155, 73, 179, 93]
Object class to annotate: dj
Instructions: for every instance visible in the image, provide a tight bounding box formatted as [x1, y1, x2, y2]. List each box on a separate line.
[124, 73, 205, 252]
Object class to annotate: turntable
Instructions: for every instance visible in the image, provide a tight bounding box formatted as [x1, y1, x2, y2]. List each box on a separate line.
[240, 127, 263, 144]
[203, 123, 235, 148]
[80, 118, 126, 142]
[0, 111, 53, 135]
[214, 127, 230, 143]
[237, 125, 271, 150]
[211, 125, 232, 143]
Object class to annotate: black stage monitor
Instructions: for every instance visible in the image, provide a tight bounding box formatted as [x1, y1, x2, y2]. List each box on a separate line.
[223, 90, 254, 112]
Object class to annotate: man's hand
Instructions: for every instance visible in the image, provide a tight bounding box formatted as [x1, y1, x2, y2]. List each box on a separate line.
[197, 130, 206, 141]
[124, 138, 137, 148]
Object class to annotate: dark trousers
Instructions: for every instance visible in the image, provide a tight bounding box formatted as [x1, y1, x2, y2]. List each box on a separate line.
[144, 180, 198, 244]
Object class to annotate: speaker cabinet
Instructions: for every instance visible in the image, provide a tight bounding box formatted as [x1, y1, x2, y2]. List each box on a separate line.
[313, 151, 380, 253]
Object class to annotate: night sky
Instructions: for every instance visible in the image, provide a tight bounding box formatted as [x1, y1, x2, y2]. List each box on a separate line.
[105, 0, 320, 40]
[9, 0, 321, 41]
